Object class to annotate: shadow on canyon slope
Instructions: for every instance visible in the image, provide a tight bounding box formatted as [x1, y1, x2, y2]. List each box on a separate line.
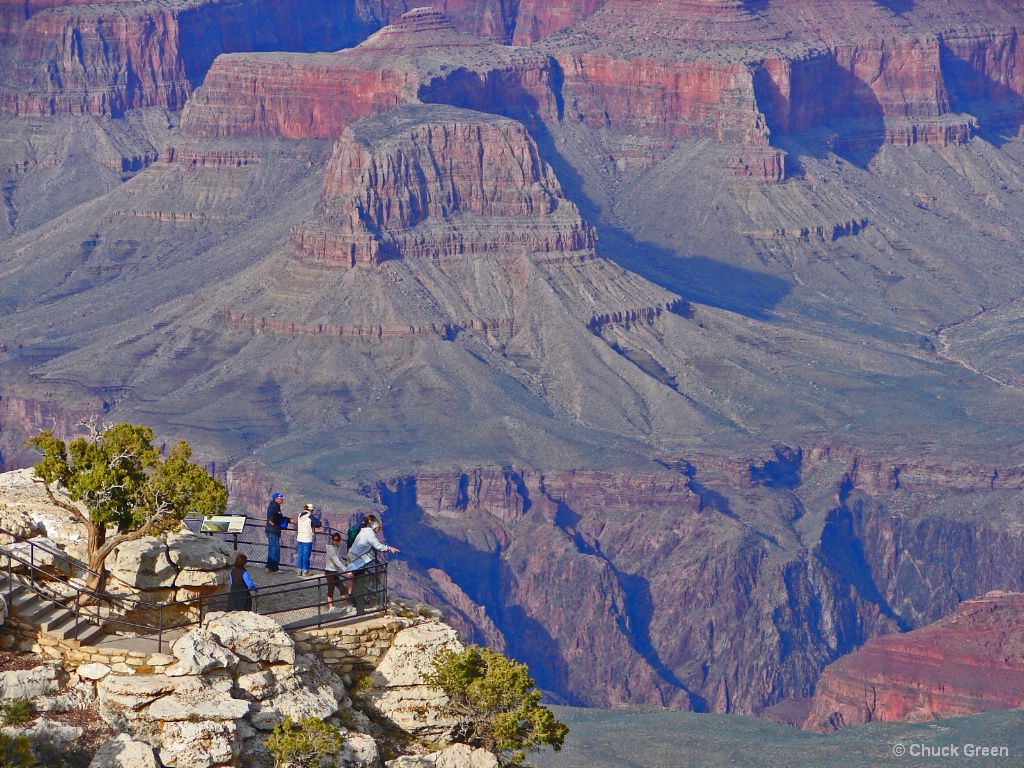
[940, 41, 1024, 148]
[422, 65, 795, 320]
[876, 0, 914, 15]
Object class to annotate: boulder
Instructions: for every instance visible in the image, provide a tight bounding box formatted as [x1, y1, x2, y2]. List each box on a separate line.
[203, 611, 295, 664]
[367, 623, 464, 742]
[158, 719, 240, 768]
[168, 628, 240, 676]
[338, 731, 381, 768]
[0, 663, 66, 701]
[34, 681, 97, 713]
[387, 744, 499, 768]
[109, 539, 176, 590]
[1, 538, 57, 569]
[247, 658, 346, 730]
[173, 568, 228, 588]
[89, 733, 159, 768]
[77, 663, 112, 681]
[166, 532, 233, 571]
[96, 674, 207, 735]
[146, 690, 249, 722]
[7, 717, 82, 745]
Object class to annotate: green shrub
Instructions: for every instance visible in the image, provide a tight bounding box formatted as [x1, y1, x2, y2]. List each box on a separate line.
[265, 716, 344, 768]
[425, 646, 568, 765]
[0, 700, 34, 726]
[0, 732, 33, 768]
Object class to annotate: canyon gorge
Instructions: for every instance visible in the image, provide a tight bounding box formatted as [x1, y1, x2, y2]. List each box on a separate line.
[2, 0, 1024, 726]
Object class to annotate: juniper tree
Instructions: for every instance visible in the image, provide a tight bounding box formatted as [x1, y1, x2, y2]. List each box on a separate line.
[426, 645, 568, 765]
[26, 422, 227, 593]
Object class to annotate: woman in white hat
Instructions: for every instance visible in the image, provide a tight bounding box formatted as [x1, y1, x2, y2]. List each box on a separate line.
[296, 504, 316, 576]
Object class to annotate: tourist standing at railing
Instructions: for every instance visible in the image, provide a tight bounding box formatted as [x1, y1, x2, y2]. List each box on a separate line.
[296, 504, 316, 576]
[228, 554, 256, 611]
[337, 514, 398, 615]
[264, 493, 288, 573]
[325, 532, 345, 612]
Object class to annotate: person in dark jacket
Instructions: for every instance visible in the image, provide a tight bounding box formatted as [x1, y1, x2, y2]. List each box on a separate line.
[264, 492, 287, 572]
[227, 554, 256, 611]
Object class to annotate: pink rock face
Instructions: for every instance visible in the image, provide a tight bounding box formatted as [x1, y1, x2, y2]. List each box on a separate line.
[180, 9, 558, 140]
[804, 592, 1024, 732]
[293, 105, 596, 266]
[0, 0, 416, 117]
[509, 0, 606, 45]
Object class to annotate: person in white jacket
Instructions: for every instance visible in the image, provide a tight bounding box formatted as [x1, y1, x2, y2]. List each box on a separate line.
[295, 504, 316, 576]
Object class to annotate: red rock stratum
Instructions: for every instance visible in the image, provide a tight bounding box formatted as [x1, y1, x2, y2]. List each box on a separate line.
[804, 591, 1024, 732]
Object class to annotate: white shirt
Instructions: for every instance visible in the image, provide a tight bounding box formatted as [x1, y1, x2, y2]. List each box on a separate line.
[296, 512, 315, 543]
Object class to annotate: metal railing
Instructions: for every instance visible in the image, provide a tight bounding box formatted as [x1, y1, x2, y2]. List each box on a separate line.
[183, 514, 347, 572]
[0, 524, 388, 652]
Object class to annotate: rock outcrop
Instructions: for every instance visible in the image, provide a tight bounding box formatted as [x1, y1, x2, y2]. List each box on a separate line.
[803, 591, 1024, 732]
[106, 531, 233, 610]
[366, 622, 464, 742]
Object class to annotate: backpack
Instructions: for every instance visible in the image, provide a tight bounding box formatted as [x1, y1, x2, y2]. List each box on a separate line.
[346, 525, 361, 549]
[310, 512, 323, 529]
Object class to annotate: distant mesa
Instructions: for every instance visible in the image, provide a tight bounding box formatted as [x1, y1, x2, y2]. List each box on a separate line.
[291, 105, 597, 268]
[804, 591, 1024, 732]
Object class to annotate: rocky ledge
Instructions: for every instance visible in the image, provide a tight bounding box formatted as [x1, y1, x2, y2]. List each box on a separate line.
[804, 591, 1024, 732]
[0, 606, 495, 768]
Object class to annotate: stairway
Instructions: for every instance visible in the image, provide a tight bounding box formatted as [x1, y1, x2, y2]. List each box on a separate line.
[0, 571, 105, 646]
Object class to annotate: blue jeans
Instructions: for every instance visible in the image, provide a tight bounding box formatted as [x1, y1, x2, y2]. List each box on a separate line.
[266, 530, 281, 571]
[296, 541, 312, 573]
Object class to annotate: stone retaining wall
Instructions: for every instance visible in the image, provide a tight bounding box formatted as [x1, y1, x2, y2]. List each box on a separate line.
[292, 616, 412, 676]
[29, 615, 414, 680]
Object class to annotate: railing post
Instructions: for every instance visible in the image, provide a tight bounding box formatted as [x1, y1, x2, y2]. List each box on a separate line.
[74, 592, 80, 641]
[158, 604, 164, 654]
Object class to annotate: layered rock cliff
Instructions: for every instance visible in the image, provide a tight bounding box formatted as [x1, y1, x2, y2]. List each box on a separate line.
[0, 0, 412, 118]
[179, 8, 559, 140]
[804, 591, 1024, 732]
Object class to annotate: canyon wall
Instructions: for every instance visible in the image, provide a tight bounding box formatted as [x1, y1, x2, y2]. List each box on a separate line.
[180, 8, 559, 141]
[377, 457, 1024, 714]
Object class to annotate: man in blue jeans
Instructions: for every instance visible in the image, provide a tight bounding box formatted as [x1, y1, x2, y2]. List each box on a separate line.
[265, 493, 286, 572]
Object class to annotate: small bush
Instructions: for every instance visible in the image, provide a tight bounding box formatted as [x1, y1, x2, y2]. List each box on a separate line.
[265, 716, 344, 768]
[0, 700, 34, 726]
[350, 672, 376, 697]
[0, 732, 33, 768]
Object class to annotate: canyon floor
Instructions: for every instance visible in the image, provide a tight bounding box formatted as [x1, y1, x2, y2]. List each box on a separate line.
[533, 707, 1024, 768]
[2, 0, 1024, 721]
